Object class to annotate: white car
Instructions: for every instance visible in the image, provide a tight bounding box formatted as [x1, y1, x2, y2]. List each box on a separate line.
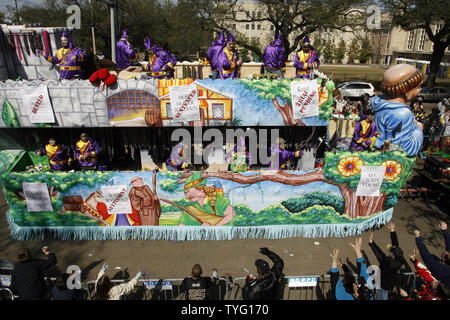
[337, 82, 375, 100]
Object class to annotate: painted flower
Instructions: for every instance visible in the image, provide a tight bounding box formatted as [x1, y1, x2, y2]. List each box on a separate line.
[381, 160, 402, 181]
[337, 156, 364, 177]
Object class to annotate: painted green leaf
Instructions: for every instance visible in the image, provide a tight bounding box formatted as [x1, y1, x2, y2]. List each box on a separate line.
[2, 99, 21, 128]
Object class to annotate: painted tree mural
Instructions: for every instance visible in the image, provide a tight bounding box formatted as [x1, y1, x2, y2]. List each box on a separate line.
[324, 151, 416, 218]
[173, 150, 415, 220]
[240, 78, 334, 125]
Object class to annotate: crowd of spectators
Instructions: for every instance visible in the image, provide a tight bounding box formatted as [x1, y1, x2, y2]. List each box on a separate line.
[2, 221, 449, 301]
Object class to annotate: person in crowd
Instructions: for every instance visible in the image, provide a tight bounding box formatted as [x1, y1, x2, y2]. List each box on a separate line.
[408, 249, 450, 300]
[368, 222, 405, 300]
[115, 29, 139, 70]
[51, 273, 81, 300]
[266, 138, 303, 170]
[180, 264, 218, 300]
[75, 133, 100, 171]
[36, 137, 72, 171]
[350, 109, 380, 151]
[371, 64, 424, 156]
[137, 37, 177, 79]
[440, 106, 450, 136]
[11, 246, 57, 300]
[94, 263, 142, 300]
[217, 32, 242, 79]
[263, 33, 286, 79]
[413, 102, 427, 124]
[424, 107, 443, 136]
[41, 31, 85, 80]
[438, 98, 449, 116]
[293, 35, 320, 79]
[333, 89, 346, 116]
[206, 32, 226, 80]
[329, 238, 374, 300]
[242, 247, 284, 300]
[414, 222, 450, 286]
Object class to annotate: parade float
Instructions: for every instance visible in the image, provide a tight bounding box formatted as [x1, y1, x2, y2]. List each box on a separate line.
[0, 25, 421, 240]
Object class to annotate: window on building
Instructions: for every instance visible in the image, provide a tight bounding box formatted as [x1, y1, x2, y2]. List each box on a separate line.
[212, 104, 225, 119]
[257, 25, 261, 30]
[246, 24, 249, 30]
[257, 12, 261, 19]
[232, 24, 236, 30]
[407, 31, 414, 50]
[418, 29, 426, 51]
[252, 11, 255, 19]
[270, 25, 274, 31]
[252, 24, 255, 30]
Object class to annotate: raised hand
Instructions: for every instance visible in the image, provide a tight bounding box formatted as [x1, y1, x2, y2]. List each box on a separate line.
[259, 247, 271, 256]
[101, 263, 109, 272]
[410, 249, 418, 261]
[387, 222, 395, 232]
[135, 271, 142, 279]
[369, 231, 374, 244]
[414, 229, 421, 238]
[439, 221, 447, 231]
[41, 246, 50, 255]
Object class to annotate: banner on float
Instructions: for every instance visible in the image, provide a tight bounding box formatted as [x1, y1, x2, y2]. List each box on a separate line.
[356, 166, 386, 197]
[101, 185, 132, 214]
[22, 182, 53, 212]
[291, 80, 320, 119]
[20, 85, 55, 123]
[168, 83, 200, 122]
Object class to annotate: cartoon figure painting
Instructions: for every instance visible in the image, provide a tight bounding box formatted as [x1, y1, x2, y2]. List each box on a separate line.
[81, 190, 141, 226]
[163, 172, 235, 226]
[129, 175, 161, 226]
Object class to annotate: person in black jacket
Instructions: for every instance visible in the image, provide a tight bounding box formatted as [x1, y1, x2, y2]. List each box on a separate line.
[181, 264, 218, 300]
[414, 221, 450, 286]
[368, 222, 405, 300]
[11, 246, 57, 300]
[242, 247, 284, 300]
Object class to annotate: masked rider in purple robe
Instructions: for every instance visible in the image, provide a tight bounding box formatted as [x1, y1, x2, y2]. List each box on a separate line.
[264, 34, 286, 79]
[265, 138, 303, 170]
[166, 142, 189, 171]
[115, 29, 139, 70]
[42, 31, 85, 80]
[75, 133, 100, 170]
[136, 37, 177, 79]
[293, 35, 320, 79]
[206, 31, 226, 80]
[350, 110, 380, 151]
[36, 137, 72, 171]
[217, 32, 242, 79]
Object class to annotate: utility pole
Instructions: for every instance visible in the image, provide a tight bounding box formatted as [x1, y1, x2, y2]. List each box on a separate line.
[14, 0, 22, 24]
[96, 0, 118, 62]
[90, 0, 96, 55]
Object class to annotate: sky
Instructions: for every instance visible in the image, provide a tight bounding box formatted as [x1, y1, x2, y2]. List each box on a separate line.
[0, 0, 45, 13]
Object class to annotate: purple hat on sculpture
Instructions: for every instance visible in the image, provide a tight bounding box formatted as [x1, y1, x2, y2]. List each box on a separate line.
[120, 29, 129, 40]
[227, 32, 235, 43]
[61, 30, 74, 49]
[144, 37, 155, 50]
[218, 31, 226, 45]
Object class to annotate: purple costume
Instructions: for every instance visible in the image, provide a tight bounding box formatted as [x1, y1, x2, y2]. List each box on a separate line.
[75, 138, 100, 168]
[115, 29, 138, 70]
[350, 115, 379, 151]
[293, 35, 320, 79]
[143, 37, 177, 79]
[206, 32, 226, 71]
[263, 34, 286, 70]
[37, 144, 72, 171]
[217, 33, 240, 79]
[166, 142, 188, 171]
[44, 31, 85, 80]
[266, 145, 303, 170]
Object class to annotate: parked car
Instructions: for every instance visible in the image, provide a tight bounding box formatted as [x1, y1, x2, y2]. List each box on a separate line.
[337, 81, 375, 100]
[416, 87, 450, 102]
